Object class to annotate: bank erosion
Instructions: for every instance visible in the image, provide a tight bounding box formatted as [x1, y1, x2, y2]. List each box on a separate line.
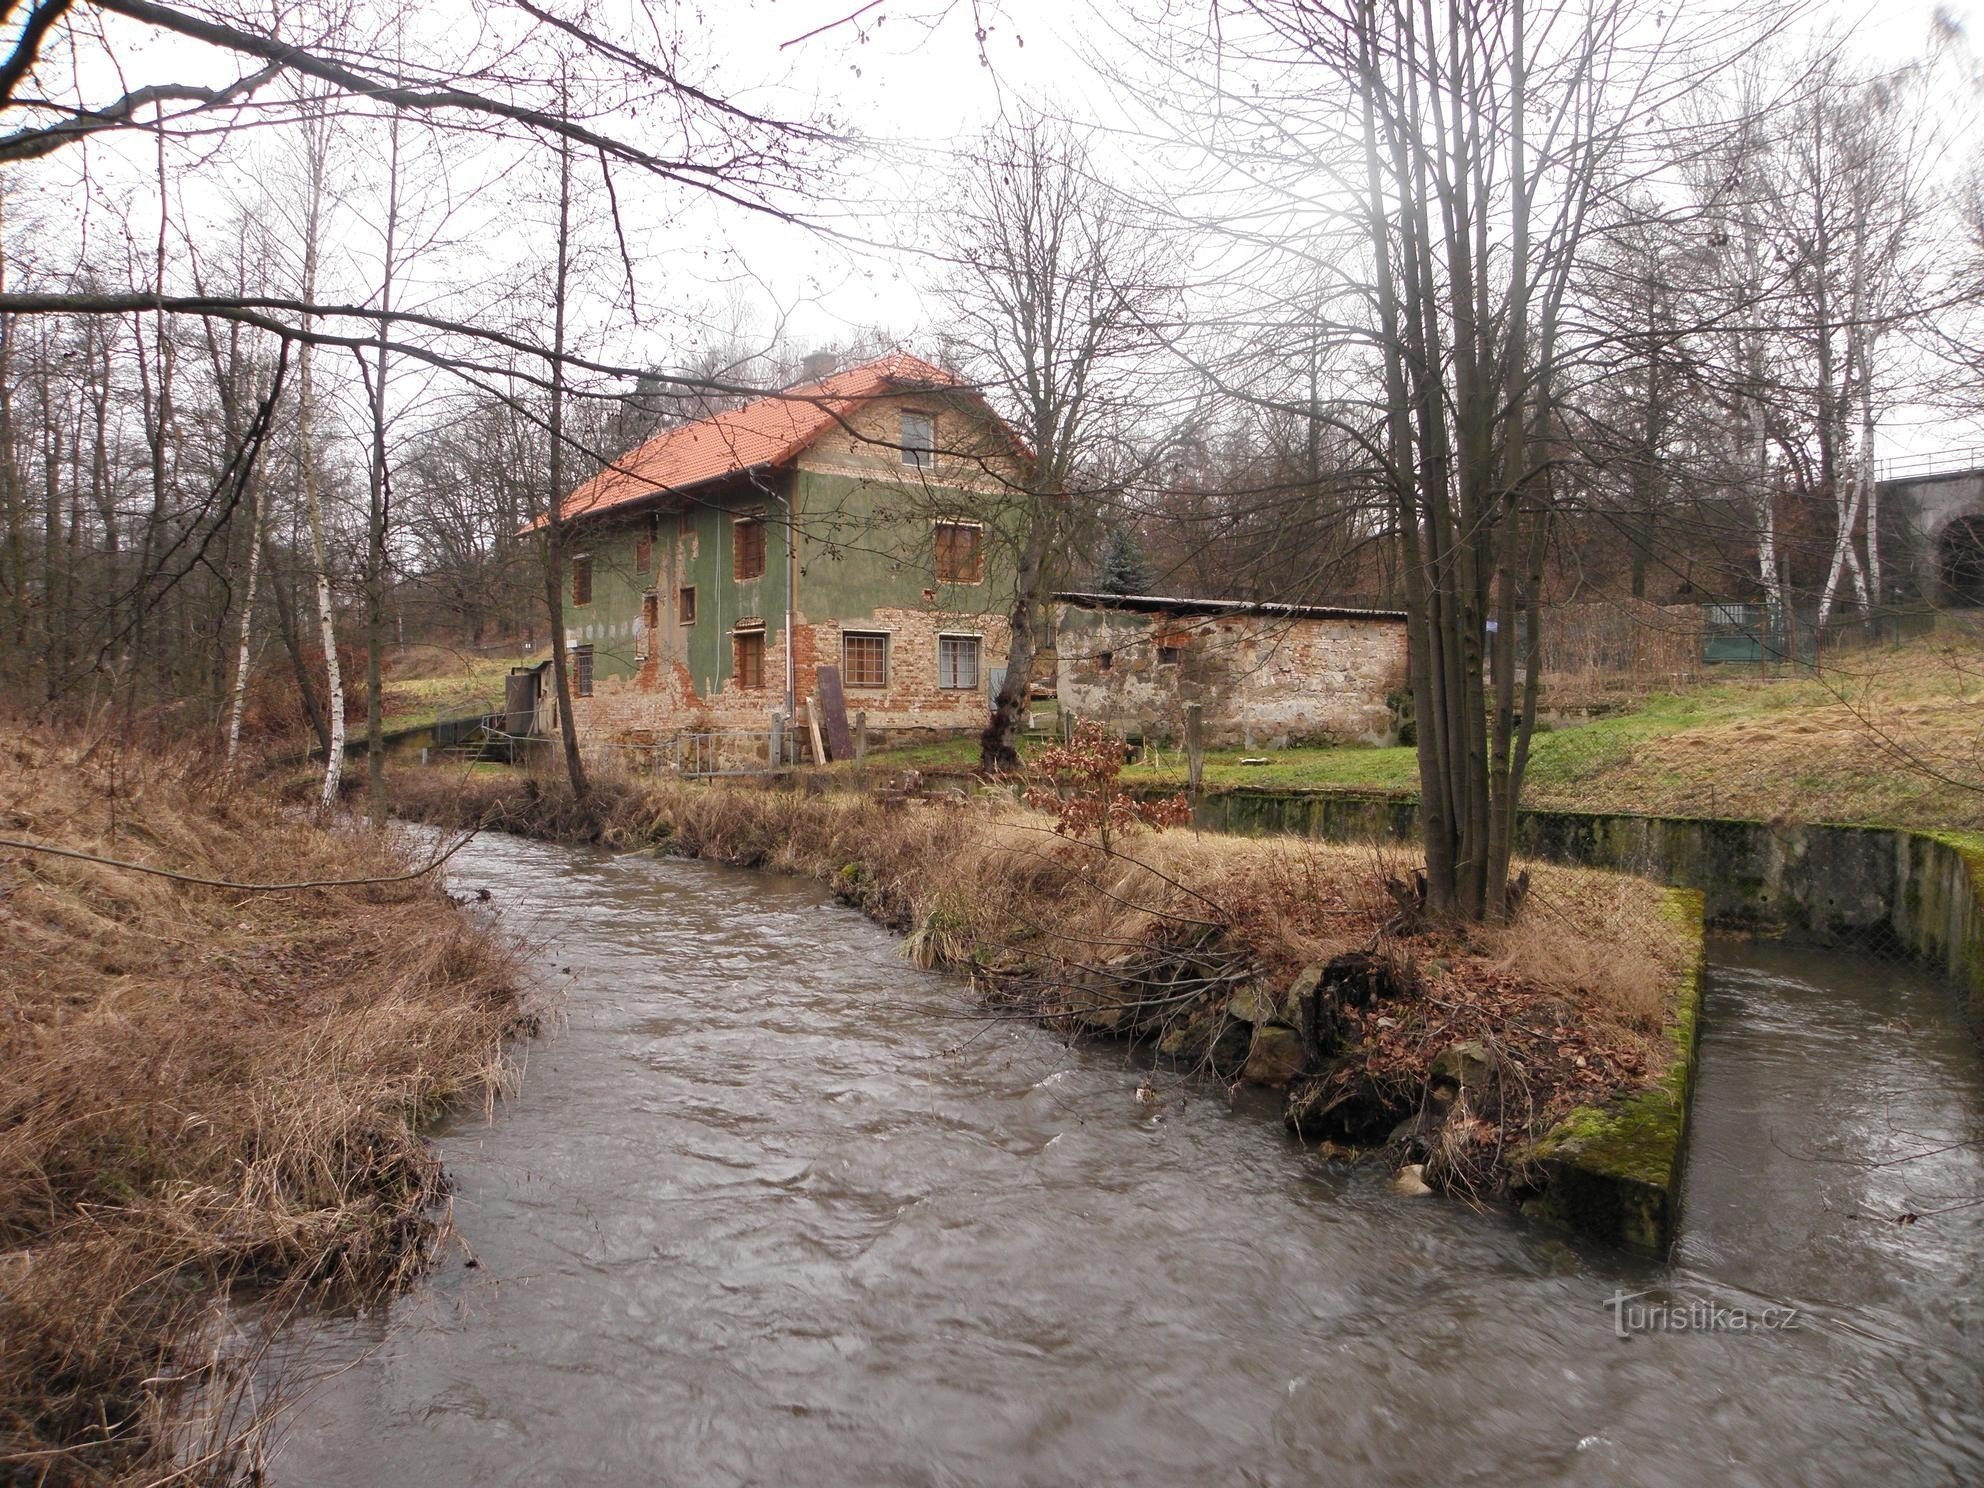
[389, 766, 1701, 1242]
[0, 734, 531, 1485]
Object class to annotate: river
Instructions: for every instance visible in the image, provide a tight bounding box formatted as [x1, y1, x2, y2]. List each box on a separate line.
[264, 831, 1984, 1487]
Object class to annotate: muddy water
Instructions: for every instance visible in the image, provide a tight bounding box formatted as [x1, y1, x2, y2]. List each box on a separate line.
[267, 834, 1984, 1487]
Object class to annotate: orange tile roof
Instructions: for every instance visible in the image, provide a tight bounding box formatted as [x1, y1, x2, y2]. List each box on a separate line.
[535, 352, 966, 530]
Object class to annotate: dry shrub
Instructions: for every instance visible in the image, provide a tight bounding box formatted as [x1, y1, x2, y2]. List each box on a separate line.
[385, 760, 1686, 1085]
[0, 731, 530, 1484]
[379, 762, 1690, 1202]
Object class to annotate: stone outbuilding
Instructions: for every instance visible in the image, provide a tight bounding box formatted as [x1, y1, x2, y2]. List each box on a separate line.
[1053, 591, 1409, 748]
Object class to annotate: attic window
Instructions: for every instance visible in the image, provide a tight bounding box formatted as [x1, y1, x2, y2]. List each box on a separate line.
[734, 513, 766, 581]
[901, 411, 935, 470]
[571, 554, 593, 607]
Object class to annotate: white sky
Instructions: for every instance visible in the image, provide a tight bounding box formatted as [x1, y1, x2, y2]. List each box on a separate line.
[8, 0, 1984, 460]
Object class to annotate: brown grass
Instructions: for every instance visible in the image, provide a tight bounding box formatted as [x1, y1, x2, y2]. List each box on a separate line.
[386, 763, 1689, 1176]
[1, 732, 530, 1484]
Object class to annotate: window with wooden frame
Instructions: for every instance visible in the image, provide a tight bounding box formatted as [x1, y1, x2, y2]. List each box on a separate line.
[900, 411, 935, 469]
[732, 629, 766, 690]
[733, 512, 767, 581]
[841, 631, 888, 689]
[678, 585, 697, 624]
[933, 521, 983, 584]
[637, 593, 658, 661]
[570, 554, 593, 606]
[937, 634, 980, 691]
[571, 644, 594, 697]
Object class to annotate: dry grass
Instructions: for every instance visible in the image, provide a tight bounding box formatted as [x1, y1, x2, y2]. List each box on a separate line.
[0, 732, 530, 1484]
[387, 763, 1689, 1180]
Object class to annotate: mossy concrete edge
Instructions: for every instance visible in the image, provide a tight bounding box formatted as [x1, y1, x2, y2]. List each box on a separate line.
[1518, 887, 1708, 1253]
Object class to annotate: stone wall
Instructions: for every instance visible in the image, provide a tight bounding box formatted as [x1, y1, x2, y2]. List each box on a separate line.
[1188, 788, 1984, 1023]
[1055, 605, 1409, 748]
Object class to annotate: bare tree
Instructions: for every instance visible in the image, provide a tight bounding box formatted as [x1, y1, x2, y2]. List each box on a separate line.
[937, 116, 1172, 771]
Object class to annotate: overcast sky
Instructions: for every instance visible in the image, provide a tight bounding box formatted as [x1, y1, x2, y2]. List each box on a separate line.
[13, 0, 1984, 461]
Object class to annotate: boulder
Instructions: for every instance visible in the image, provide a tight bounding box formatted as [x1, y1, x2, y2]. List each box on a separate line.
[1243, 1025, 1308, 1087]
[1228, 983, 1281, 1025]
[1429, 1040, 1505, 1112]
[1391, 1163, 1432, 1197]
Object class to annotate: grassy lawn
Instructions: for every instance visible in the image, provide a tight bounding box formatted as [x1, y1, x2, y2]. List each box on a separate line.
[860, 628, 1984, 831]
[377, 650, 533, 733]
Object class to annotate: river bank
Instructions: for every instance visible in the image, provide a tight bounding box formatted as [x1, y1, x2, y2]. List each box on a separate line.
[380, 763, 1697, 1226]
[262, 831, 1984, 1488]
[0, 734, 531, 1484]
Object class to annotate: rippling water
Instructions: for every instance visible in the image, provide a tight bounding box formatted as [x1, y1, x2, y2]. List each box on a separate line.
[265, 833, 1984, 1487]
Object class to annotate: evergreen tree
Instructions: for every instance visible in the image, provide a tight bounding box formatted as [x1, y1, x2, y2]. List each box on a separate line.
[1094, 526, 1154, 595]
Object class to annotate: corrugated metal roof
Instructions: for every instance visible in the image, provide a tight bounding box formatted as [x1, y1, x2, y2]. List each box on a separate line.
[1054, 591, 1407, 622]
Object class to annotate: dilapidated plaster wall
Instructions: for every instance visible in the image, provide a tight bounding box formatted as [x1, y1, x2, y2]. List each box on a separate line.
[1055, 603, 1408, 748]
[556, 388, 1024, 755]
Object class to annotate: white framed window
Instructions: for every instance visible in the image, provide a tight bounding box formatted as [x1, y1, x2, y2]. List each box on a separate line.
[900, 411, 935, 469]
[937, 633, 981, 691]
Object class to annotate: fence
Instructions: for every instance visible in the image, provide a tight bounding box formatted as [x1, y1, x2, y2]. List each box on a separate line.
[1530, 599, 1705, 697]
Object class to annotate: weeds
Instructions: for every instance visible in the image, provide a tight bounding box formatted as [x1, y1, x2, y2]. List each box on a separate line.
[0, 732, 530, 1484]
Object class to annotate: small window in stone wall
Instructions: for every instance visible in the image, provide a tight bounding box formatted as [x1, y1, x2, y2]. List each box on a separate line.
[1155, 629, 1188, 666]
[842, 632, 888, 688]
[571, 645, 594, 697]
[733, 630, 766, 690]
[570, 554, 592, 606]
[679, 585, 697, 624]
[1098, 650, 1114, 673]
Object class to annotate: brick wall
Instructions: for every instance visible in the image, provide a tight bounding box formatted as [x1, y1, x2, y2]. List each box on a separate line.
[1056, 605, 1408, 748]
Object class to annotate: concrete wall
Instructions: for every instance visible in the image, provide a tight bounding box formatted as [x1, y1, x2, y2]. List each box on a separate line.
[1055, 605, 1409, 748]
[557, 389, 1022, 747]
[1188, 789, 1984, 1020]
[1880, 467, 1984, 603]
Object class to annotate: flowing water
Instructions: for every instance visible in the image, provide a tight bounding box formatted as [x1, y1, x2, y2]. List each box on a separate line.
[265, 833, 1984, 1487]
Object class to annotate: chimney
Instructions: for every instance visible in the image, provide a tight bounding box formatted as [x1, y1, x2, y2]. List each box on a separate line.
[799, 349, 838, 383]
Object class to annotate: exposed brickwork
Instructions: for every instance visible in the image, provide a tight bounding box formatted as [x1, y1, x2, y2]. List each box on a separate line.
[546, 372, 1026, 760]
[1056, 603, 1408, 748]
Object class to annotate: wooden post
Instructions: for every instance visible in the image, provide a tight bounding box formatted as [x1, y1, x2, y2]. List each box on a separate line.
[854, 710, 867, 778]
[1185, 702, 1204, 800]
[805, 695, 827, 766]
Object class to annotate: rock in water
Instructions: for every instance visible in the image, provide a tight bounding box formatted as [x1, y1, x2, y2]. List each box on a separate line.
[1243, 1025, 1308, 1086]
[1391, 1163, 1432, 1197]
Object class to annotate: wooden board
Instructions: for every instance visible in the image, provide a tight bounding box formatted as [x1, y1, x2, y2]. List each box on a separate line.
[814, 665, 854, 761]
[805, 695, 827, 766]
